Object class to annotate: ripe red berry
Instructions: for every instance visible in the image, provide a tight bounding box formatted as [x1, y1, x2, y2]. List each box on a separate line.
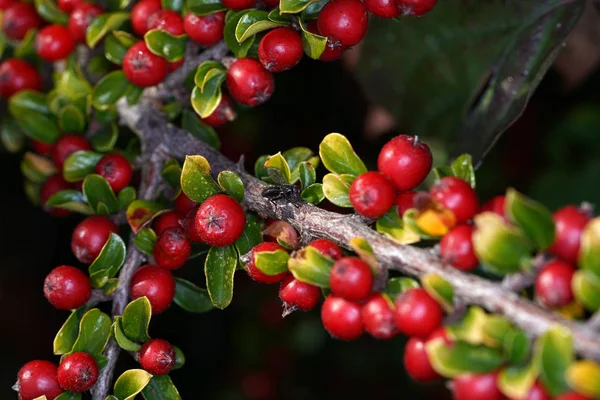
[184, 11, 225, 46]
[195, 194, 246, 247]
[2, 3, 42, 40]
[174, 191, 197, 215]
[440, 224, 478, 271]
[123, 41, 168, 87]
[130, 264, 176, 314]
[430, 176, 478, 224]
[329, 257, 373, 301]
[139, 339, 176, 375]
[535, 260, 575, 308]
[378, 135, 432, 191]
[264, 0, 279, 7]
[349, 171, 396, 219]
[41, 175, 72, 217]
[95, 153, 133, 192]
[397, 0, 437, 16]
[395, 191, 417, 215]
[557, 393, 592, 400]
[509, 381, 551, 400]
[154, 227, 192, 269]
[147, 9, 185, 35]
[57, 0, 83, 12]
[17, 360, 63, 400]
[33, 140, 53, 155]
[131, 0, 162, 36]
[364, 0, 400, 18]
[0, 58, 41, 99]
[480, 195, 506, 217]
[71, 216, 119, 263]
[549, 205, 591, 264]
[395, 288, 442, 338]
[44, 266, 92, 310]
[452, 372, 502, 400]
[321, 295, 363, 340]
[403, 336, 440, 382]
[68, 3, 104, 43]
[0, 0, 16, 10]
[222, 0, 255, 10]
[279, 274, 321, 311]
[201, 93, 236, 127]
[246, 242, 289, 283]
[258, 27, 304, 73]
[57, 352, 98, 393]
[52, 134, 92, 170]
[182, 207, 205, 243]
[226, 58, 275, 106]
[154, 210, 182, 235]
[306, 20, 347, 62]
[36, 25, 76, 62]
[309, 238, 344, 260]
[317, 0, 368, 48]
[361, 293, 396, 339]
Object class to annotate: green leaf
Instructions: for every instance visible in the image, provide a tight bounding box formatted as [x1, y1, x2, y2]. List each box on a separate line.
[134, 228, 158, 256]
[114, 369, 153, 400]
[300, 0, 326, 19]
[21, 152, 57, 184]
[280, 0, 318, 13]
[264, 152, 292, 184]
[254, 155, 270, 180]
[174, 277, 214, 313]
[181, 109, 221, 150]
[93, 71, 130, 110]
[89, 233, 126, 288]
[141, 375, 181, 400]
[180, 155, 221, 203]
[114, 30, 138, 47]
[54, 309, 85, 355]
[63, 151, 103, 182]
[16, 112, 60, 144]
[126, 200, 166, 234]
[498, 363, 539, 400]
[565, 361, 600, 399]
[121, 297, 152, 342]
[425, 339, 505, 378]
[105, 32, 128, 65]
[450, 154, 476, 188]
[234, 219, 263, 257]
[578, 218, 600, 277]
[319, 133, 367, 176]
[224, 10, 255, 58]
[218, 170, 244, 202]
[298, 161, 316, 189]
[267, 7, 292, 23]
[55, 392, 82, 400]
[34, 0, 68, 24]
[298, 19, 326, 59]
[87, 12, 131, 48]
[83, 174, 119, 214]
[503, 329, 531, 365]
[1, 116, 25, 153]
[144, 29, 188, 62]
[384, 277, 420, 300]
[14, 29, 37, 58]
[70, 309, 112, 357]
[534, 325, 574, 396]
[55, 70, 93, 101]
[205, 245, 237, 309]
[113, 317, 142, 351]
[572, 270, 600, 311]
[282, 147, 316, 182]
[58, 105, 86, 133]
[162, 0, 183, 11]
[91, 122, 119, 152]
[187, 0, 227, 15]
[288, 246, 335, 288]
[46, 190, 94, 215]
[162, 159, 182, 189]
[8, 90, 50, 117]
[119, 186, 137, 209]
[125, 84, 144, 106]
[103, 278, 119, 295]
[255, 249, 290, 275]
[173, 346, 185, 370]
[421, 273, 454, 312]
[235, 10, 285, 43]
[301, 183, 324, 204]
[376, 208, 420, 245]
[322, 173, 354, 208]
[505, 188, 555, 251]
[448, 306, 489, 346]
[190, 73, 225, 119]
[24, 180, 41, 206]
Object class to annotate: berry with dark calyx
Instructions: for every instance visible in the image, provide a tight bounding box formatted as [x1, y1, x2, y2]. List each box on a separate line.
[71, 216, 119, 263]
[130, 264, 176, 314]
[329, 257, 373, 302]
[452, 372, 502, 400]
[57, 352, 98, 393]
[395, 288, 442, 338]
[306, 21, 347, 62]
[246, 242, 289, 284]
[397, 0, 437, 16]
[258, 27, 304, 73]
[226, 58, 275, 106]
[222, 0, 255, 10]
[123, 41, 168, 87]
[183, 207, 204, 243]
[508, 381, 551, 400]
[201, 93, 236, 127]
[41, 175, 72, 217]
[549, 205, 591, 264]
[174, 191, 197, 216]
[154, 210, 182, 235]
[32, 140, 53, 155]
[195, 194, 246, 247]
[131, 0, 162, 36]
[279, 274, 321, 311]
[430, 176, 478, 224]
[68, 3, 104, 43]
[396, 191, 417, 215]
[321, 295, 363, 340]
[378, 135, 432, 191]
[557, 393, 592, 400]
[361, 293, 396, 339]
[44, 266, 92, 310]
[57, 0, 83, 12]
[139, 339, 176, 375]
[349, 171, 396, 219]
[535, 260, 575, 308]
[480, 195, 506, 217]
[404, 336, 440, 382]
[2, 3, 42, 40]
[0, 59, 42, 99]
[364, 0, 400, 18]
[154, 227, 192, 270]
[147, 9, 185, 35]
[184, 11, 225, 46]
[309, 238, 344, 260]
[440, 224, 478, 271]
[52, 134, 92, 170]
[95, 153, 133, 192]
[35, 25, 76, 62]
[317, 0, 369, 47]
[17, 360, 63, 400]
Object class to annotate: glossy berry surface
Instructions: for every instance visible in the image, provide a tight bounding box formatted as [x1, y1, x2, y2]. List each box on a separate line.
[309, 238, 344, 260]
[317, 0, 369, 47]
[430, 176, 478, 224]
[52, 134, 92, 170]
[397, 0, 437, 16]
[0, 58, 42, 99]
[440, 224, 478, 271]
[549, 205, 591, 264]
[44, 266, 92, 310]
[95, 153, 133, 192]
[0, 0, 15, 10]
[246, 242, 289, 284]
[452, 372, 502, 400]
[201, 93, 236, 127]
[174, 191, 197, 216]
[139, 339, 176, 375]
[3, 3, 42, 40]
[535, 260, 575, 308]
[195, 194, 246, 247]
[221, 0, 255, 10]
[395, 191, 417, 215]
[57, 352, 98, 392]
[395, 288, 443, 338]
[184, 11, 225, 46]
[361, 293, 396, 339]
[154, 211, 182, 235]
[321, 295, 363, 340]
[509, 382, 551, 400]
[258, 27, 304, 73]
[329, 257, 373, 301]
[147, 9, 185, 35]
[131, 0, 162, 36]
[57, 0, 83, 12]
[36, 25, 76, 62]
[182, 207, 204, 243]
[364, 0, 400, 18]
[123, 42, 168, 87]
[306, 21, 346, 61]
[71, 216, 119, 263]
[68, 3, 104, 43]
[17, 360, 63, 400]
[480, 195, 506, 217]
[154, 227, 192, 269]
[378, 135, 432, 191]
[130, 265, 176, 314]
[41, 175, 72, 217]
[349, 171, 395, 219]
[226, 58, 275, 106]
[404, 336, 440, 382]
[279, 274, 321, 311]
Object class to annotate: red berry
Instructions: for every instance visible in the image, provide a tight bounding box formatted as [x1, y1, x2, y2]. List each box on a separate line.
[452, 372, 502, 400]
[139, 339, 176, 375]
[480, 195, 506, 217]
[440, 225, 478, 271]
[147, 9, 185, 36]
[154, 227, 192, 270]
[395, 288, 442, 338]
[32, 140, 53, 155]
[68, 3, 104, 43]
[57, 0, 83, 12]
[2, 3, 42, 40]
[57, 352, 98, 393]
[154, 210, 182, 235]
[123, 41, 168, 87]
[201, 93, 236, 127]
[430, 176, 478, 224]
[226, 58, 275, 106]
[364, 0, 400, 18]
[36, 25, 76, 62]
[44, 266, 92, 310]
[404, 336, 440, 382]
[95, 153, 133, 192]
[535, 260, 575, 308]
[71, 216, 119, 263]
[395, 191, 417, 215]
[396, 0, 437, 16]
[17, 360, 63, 400]
[258, 27, 303, 73]
[329, 257, 373, 301]
[131, 0, 162, 36]
[306, 20, 347, 62]
[549, 205, 591, 264]
[321, 295, 363, 340]
[509, 382, 551, 400]
[0, 0, 15, 10]
[349, 171, 395, 219]
[378, 135, 432, 191]
[279, 274, 321, 311]
[183, 207, 204, 243]
[308, 238, 344, 260]
[0, 58, 41, 99]
[41, 175, 72, 217]
[317, 0, 369, 47]
[264, 0, 279, 7]
[130, 264, 176, 314]
[557, 393, 592, 400]
[174, 191, 197, 216]
[246, 242, 289, 283]
[184, 11, 225, 46]
[52, 134, 92, 170]
[361, 293, 396, 339]
[222, 0, 255, 10]
[167, 58, 184, 72]
[195, 194, 246, 247]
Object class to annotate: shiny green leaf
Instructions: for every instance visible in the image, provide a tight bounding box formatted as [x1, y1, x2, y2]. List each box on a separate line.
[83, 174, 119, 214]
[114, 369, 153, 400]
[299, 19, 326, 59]
[46, 189, 94, 215]
[505, 188, 555, 251]
[255, 249, 289, 275]
[322, 173, 354, 208]
[180, 155, 221, 203]
[301, 183, 324, 204]
[70, 308, 112, 357]
[205, 245, 237, 309]
[121, 297, 152, 342]
[224, 10, 255, 57]
[235, 9, 284, 43]
[534, 325, 573, 396]
[280, 0, 318, 13]
[319, 133, 367, 176]
[426, 338, 504, 378]
[54, 309, 85, 355]
[234, 219, 262, 257]
[58, 105, 86, 133]
[134, 228, 157, 256]
[181, 109, 221, 150]
[218, 170, 244, 202]
[113, 317, 142, 351]
[144, 29, 188, 62]
[288, 246, 335, 288]
[141, 375, 181, 400]
[92, 70, 129, 110]
[89, 232, 126, 288]
[572, 270, 600, 311]
[34, 0, 68, 25]
[187, 0, 227, 15]
[174, 277, 214, 313]
[87, 12, 131, 48]
[63, 151, 103, 182]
